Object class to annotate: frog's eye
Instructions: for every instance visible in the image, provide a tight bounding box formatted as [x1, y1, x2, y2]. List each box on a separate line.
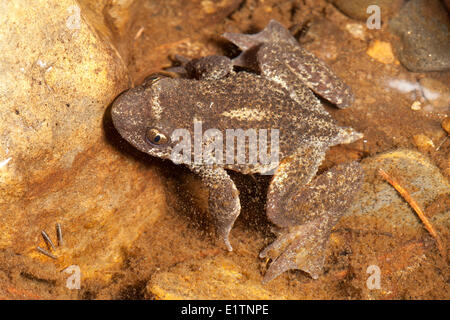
[142, 72, 174, 88]
[142, 75, 163, 87]
[145, 128, 169, 146]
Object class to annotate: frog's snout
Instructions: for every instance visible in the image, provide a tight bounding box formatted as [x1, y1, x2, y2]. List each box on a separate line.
[110, 92, 128, 132]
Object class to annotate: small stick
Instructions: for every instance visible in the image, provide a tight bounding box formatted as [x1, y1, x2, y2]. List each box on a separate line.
[435, 135, 447, 151]
[41, 230, 56, 251]
[134, 27, 144, 40]
[378, 168, 445, 258]
[36, 246, 57, 259]
[56, 223, 63, 247]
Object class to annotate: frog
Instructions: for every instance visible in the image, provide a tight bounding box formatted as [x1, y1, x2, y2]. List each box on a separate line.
[111, 20, 363, 283]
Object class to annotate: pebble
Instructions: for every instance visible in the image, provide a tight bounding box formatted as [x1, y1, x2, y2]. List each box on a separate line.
[410, 101, 421, 111]
[366, 40, 396, 64]
[389, 0, 450, 72]
[345, 23, 366, 40]
[419, 78, 450, 113]
[442, 118, 450, 134]
[413, 134, 435, 150]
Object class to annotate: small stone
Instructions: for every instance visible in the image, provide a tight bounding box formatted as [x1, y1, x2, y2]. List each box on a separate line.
[442, 117, 450, 134]
[330, 0, 404, 21]
[419, 78, 450, 113]
[412, 134, 435, 150]
[389, 0, 450, 72]
[366, 40, 396, 64]
[201, 1, 217, 14]
[410, 101, 421, 111]
[345, 23, 366, 40]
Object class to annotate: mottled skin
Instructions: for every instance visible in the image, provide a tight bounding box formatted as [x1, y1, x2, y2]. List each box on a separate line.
[111, 20, 363, 283]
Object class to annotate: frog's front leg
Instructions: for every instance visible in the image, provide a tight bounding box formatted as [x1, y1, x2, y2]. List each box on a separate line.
[168, 55, 234, 81]
[190, 164, 241, 251]
[262, 155, 363, 283]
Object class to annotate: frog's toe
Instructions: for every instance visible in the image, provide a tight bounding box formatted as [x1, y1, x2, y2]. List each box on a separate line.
[222, 20, 294, 51]
[261, 219, 329, 283]
[217, 222, 234, 252]
[223, 20, 296, 71]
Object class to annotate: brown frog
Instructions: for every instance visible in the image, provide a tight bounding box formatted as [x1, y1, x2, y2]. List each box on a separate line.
[111, 20, 363, 283]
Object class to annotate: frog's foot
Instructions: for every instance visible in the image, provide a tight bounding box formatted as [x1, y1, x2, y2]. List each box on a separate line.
[222, 20, 295, 71]
[223, 20, 296, 52]
[36, 223, 64, 259]
[263, 161, 363, 282]
[191, 165, 241, 251]
[260, 219, 330, 283]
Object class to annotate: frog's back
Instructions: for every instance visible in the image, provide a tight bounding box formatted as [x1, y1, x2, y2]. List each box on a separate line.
[158, 72, 342, 160]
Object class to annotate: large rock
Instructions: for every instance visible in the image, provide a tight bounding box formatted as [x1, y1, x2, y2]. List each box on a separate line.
[342, 149, 449, 299]
[330, 0, 404, 21]
[389, 0, 450, 72]
[0, 0, 168, 281]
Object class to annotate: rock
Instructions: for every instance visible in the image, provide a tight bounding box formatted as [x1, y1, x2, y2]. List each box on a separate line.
[389, 0, 450, 72]
[366, 40, 396, 64]
[330, 0, 404, 21]
[345, 149, 448, 235]
[341, 149, 449, 299]
[148, 256, 287, 300]
[0, 0, 169, 280]
[442, 118, 450, 134]
[419, 78, 450, 113]
[345, 23, 366, 40]
[410, 101, 421, 111]
[412, 134, 435, 151]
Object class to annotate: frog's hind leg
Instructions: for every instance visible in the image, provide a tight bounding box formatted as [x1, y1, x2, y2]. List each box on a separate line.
[256, 42, 354, 109]
[262, 161, 363, 283]
[223, 20, 297, 52]
[222, 20, 297, 72]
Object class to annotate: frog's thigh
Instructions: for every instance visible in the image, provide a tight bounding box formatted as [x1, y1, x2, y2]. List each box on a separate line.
[190, 165, 240, 251]
[262, 162, 363, 283]
[266, 145, 325, 227]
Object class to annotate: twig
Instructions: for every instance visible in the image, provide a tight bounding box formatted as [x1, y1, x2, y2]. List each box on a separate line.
[36, 246, 57, 259]
[378, 168, 445, 258]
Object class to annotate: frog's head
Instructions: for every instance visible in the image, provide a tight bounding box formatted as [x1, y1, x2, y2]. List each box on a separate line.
[111, 75, 181, 161]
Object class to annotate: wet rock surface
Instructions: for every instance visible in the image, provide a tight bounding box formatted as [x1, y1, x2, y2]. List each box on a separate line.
[330, 0, 404, 21]
[0, 0, 168, 294]
[389, 0, 450, 72]
[0, 0, 448, 299]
